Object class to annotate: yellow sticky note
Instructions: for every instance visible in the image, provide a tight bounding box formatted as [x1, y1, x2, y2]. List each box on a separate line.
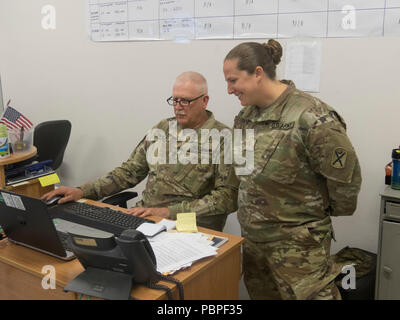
[39, 173, 60, 187]
[176, 212, 198, 233]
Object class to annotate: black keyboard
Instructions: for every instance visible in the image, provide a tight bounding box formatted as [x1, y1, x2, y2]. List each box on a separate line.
[54, 202, 154, 235]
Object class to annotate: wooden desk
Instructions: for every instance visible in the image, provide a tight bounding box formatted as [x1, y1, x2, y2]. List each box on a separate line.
[0, 200, 244, 300]
[0, 146, 54, 198]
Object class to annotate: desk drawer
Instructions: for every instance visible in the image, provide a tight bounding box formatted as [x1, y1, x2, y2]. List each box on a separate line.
[386, 201, 400, 220]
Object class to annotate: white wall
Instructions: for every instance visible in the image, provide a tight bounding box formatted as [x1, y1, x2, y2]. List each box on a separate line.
[1, 0, 400, 279]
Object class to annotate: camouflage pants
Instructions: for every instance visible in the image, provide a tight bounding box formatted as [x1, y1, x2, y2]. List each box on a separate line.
[242, 222, 343, 300]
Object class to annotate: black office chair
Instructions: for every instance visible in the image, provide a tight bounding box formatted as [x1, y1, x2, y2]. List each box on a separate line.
[102, 191, 138, 209]
[34, 120, 135, 208]
[33, 120, 72, 170]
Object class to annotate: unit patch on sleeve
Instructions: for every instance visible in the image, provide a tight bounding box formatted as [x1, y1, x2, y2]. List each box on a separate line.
[331, 148, 347, 169]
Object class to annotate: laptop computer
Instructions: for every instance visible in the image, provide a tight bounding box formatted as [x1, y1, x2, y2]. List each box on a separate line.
[0, 190, 112, 261]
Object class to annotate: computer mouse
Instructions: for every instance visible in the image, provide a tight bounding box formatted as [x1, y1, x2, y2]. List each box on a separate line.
[45, 195, 63, 206]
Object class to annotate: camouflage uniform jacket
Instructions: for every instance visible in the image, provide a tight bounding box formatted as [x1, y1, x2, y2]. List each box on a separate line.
[234, 81, 362, 242]
[80, 111, 239, 231]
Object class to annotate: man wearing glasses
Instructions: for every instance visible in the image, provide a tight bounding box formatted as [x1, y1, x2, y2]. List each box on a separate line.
[42, 72, 239, 232]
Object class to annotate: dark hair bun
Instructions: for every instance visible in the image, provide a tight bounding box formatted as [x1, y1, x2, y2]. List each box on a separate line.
[263, 39, 282, 65]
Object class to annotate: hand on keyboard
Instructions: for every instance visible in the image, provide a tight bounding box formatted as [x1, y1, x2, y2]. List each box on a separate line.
[126, 207, 170, 219]
[59, 202, 155, 234]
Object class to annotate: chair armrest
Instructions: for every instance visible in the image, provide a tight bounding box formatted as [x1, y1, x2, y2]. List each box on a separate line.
[102, 192, 138, 209]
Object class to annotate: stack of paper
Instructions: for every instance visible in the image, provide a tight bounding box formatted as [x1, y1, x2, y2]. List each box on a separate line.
[149, 232, 218, 274]
[157, 219, 176, 231]
[136, 219, 176, 237]
[136, 222, 166, 237]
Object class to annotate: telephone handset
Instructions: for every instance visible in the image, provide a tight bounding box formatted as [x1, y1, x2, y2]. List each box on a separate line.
[65, 229, 183, 300]
[66, 229, 158, 283]
[116, 229, 158, 284]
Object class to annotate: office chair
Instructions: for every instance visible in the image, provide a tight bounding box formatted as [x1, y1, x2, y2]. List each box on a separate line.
[33, 120, 72, 170]
[34, 120, 135, 208]
[102, 191, 138, 209]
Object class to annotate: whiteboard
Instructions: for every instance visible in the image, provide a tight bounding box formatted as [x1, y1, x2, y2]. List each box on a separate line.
[88, 0, 400, 41]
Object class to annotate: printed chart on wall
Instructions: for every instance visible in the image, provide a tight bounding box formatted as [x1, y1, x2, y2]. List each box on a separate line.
[88, 0, 400, 41]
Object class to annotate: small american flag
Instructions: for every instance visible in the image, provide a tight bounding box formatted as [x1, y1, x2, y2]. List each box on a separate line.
[0, 106, 33, 131]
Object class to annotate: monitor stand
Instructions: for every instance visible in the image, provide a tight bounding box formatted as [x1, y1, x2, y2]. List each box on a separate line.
[64, 267, 133, 300]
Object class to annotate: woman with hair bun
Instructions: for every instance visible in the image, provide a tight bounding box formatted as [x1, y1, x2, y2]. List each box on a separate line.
[223, 40, 362, 300]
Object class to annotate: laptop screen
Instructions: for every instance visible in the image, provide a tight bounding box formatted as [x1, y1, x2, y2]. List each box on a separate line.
[0, 190, 69, 259]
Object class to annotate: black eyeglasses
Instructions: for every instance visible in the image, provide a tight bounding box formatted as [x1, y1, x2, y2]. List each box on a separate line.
[166, 94, 205, 107]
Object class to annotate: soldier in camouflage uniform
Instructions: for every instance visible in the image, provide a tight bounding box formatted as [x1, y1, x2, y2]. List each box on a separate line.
[42, 72, 239, 231]
[223, 40, 362, 299]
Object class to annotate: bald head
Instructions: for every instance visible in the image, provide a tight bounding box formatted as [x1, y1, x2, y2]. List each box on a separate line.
[171, 71, 210, 129]
[174, 71, 208, 95]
